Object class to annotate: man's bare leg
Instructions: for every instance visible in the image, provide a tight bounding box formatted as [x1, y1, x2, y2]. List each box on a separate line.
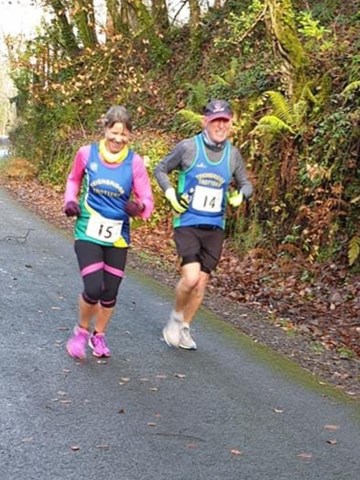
[182, 271, 209, 324]
[174, 263, 207, 349]
[174, 262, 202, 319]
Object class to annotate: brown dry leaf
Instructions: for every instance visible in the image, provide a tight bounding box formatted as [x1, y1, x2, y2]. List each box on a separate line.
[22, 437, 33, 443]
[230, 449, 243, 456]
[119, 377, 130, 385]
[324, 424, 339, 431]
[297, 453, 313, 459]
[326, 439, 338, 445]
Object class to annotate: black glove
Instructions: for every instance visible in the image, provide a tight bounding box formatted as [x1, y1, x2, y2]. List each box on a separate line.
[125, 200, 144, 217]
[64, 201, 81, 217]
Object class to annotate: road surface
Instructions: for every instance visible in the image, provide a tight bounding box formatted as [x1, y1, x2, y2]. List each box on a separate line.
[1, 187, 360, 480]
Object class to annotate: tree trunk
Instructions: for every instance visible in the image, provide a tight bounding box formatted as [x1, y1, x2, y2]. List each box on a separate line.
[189, 0, 201, 31]
[47, 0, 80, 55]
[72, 0, 98, 48]
[105, 0, 129, 38]
[265, 0, 307, 96]
[188, 0, 202, 56]
[152, 0, 169, 35]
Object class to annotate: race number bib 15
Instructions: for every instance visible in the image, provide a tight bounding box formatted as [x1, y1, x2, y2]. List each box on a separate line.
[86, 215, 123, 243]
[191, 185, 223, 213]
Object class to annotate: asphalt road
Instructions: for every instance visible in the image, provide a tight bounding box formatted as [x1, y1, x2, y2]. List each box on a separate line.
[1, 187, 360, 480]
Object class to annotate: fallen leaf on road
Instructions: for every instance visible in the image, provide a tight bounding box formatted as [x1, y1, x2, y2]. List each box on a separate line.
[297, 453, 313, 459]
[186, 443, 198, 449]
[230, 449, 243, 456]
[324, 424, 339, 431]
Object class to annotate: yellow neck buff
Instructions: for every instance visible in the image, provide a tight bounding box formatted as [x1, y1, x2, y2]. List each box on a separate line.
[99, 139, 129, 164]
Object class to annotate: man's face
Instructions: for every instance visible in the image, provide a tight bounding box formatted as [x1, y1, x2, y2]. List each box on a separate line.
[203, 117, 232, 143]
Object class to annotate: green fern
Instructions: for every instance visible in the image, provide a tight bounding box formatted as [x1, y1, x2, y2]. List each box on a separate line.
[184, 80, 208, 111]
[293, 99, 308, 126]
[255, 115, 295, 134]
[341, 80, 360, 98]
[348, 235, 360, 266]
[227, 57, 239, 84]
[254, 84, 318, 138]
[210, 74, 231, 87]
[300, 83, 318, 105]
[177, 109, 203, 126]
[211, 57, 239, 87]
[264, 91, 295, 125]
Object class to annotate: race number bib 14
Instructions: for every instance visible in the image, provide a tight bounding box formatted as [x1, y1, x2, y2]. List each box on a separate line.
[191, 185, 223, 213]
[86, 215, 123, 243]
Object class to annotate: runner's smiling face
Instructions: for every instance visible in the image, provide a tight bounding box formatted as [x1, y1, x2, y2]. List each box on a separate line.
[203, 117, 232, 143]
[104, 122, 131, 153]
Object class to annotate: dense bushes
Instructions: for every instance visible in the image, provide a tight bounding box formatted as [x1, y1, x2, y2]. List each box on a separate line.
[6, 0, 360, 267]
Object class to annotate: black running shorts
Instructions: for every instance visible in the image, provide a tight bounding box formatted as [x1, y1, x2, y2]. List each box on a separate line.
[173, 226, 224, 274]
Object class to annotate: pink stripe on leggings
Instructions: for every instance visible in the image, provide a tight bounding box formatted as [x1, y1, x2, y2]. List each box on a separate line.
[104, 263, 125, 278]
[81, 262, 104, 277]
